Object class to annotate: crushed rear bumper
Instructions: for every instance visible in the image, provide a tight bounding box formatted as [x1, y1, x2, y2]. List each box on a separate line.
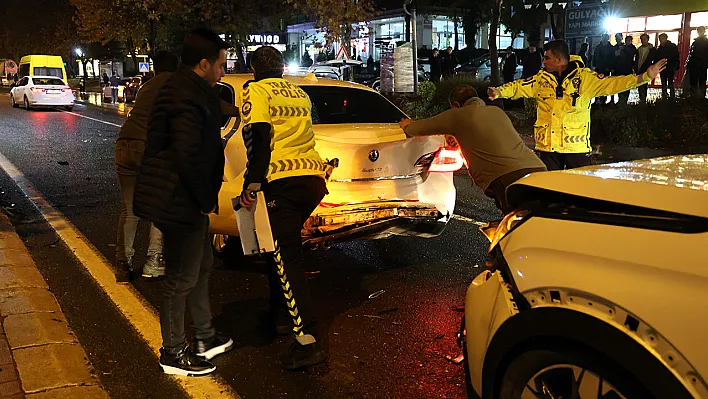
[303, 203, 448, 248]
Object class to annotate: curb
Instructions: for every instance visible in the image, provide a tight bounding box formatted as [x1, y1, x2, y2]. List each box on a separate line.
[0, 212, 108, 398]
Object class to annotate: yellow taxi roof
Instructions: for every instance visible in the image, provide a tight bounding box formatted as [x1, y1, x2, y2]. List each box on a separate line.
[220, 73, 377, 92]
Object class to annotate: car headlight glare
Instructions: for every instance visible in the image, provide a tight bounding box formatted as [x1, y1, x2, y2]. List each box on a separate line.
[483, 209, 530, 252]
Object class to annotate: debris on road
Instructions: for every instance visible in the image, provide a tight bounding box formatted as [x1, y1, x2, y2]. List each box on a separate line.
[368, 289, 385, 299]
[450, 305, 465, 312]
[363, 314, 383, 319]
[444, 353, 465, 365]
[57, 161, 69, 166]
[392, 321, 402, 326]
[433, 333, 445, 341]
[378, 307, 398, 316]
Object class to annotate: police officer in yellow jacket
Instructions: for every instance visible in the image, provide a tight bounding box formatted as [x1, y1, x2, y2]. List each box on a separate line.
[489, 40, 667, 170]
[236, 46, 329, 370]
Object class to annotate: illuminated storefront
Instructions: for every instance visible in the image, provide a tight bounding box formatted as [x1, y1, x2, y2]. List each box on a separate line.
[287, 11, 465, 64]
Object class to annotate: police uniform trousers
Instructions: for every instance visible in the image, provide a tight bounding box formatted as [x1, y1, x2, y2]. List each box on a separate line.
[264, 175, 328, 336]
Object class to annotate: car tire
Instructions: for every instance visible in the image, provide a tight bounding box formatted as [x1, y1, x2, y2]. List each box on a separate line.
[10, 95, 18, 108]
[23, 96, 31, 110]
[65, 105, 73, 111]
[498, 345, 671, 399]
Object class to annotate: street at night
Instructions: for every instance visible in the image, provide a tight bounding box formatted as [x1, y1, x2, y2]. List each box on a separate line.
[0, 90, 500, 398]
[2, 0, 708, 397]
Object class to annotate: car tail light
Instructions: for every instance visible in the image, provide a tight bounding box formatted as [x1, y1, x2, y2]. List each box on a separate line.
[30, 87, 45, 93]
[428, 147, 464, 172]
[62, 88, 72, 93]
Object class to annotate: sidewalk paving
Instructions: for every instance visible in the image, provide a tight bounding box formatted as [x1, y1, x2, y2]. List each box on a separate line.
[0, 212, 108, 398]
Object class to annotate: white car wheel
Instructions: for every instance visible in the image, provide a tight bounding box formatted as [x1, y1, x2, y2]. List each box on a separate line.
[23, 96, 31, 110]
[499, 348, 674, 399]
[10, 94, 18, 108]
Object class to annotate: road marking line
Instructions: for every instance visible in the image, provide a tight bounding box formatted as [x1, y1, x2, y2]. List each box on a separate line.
[0, 151, 239, 399]
[62, 111, 122, 127]
[452, 214, 487, 226]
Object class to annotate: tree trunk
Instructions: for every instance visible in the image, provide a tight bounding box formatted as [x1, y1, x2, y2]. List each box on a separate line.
[127, 37, 139, 73]
[489, 0, 502, 87]
[82, 58, 89, 79]
[149, 19, 157, 61]
[454, 16, 459, 51]
[549, 10, 558, 40]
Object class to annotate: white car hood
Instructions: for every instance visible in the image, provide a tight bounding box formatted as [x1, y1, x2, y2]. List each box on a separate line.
[508, 154, 708, 218]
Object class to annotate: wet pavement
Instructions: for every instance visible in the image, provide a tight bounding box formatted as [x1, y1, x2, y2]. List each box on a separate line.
[0, 91, 500, 398]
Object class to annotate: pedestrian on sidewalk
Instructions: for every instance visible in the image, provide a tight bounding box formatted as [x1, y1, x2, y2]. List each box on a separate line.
[578, 42, 590, 68]
[442, 47, 457, 79]
[615, 35, 637, 105]
[522, 43, 542, 79]
[430, 48, 442, 83]
[102, 72, 109, 87]
[110, 73, 120, 103]
[502, 46, 518, 84]
[134, 28, 233, 377]
[656, 33, 680, 99]
[400, 85, 546, 213]
[235, 46, 330, 370]
[489, 40, 667, 171]
[592, 34, 615, 105]
[686, 26, 708, 98]
[636, 33, 657, 104]
[114, 51, 179, 284]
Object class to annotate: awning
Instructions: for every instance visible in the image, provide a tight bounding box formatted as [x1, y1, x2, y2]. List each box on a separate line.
[608, 0, 706, 18]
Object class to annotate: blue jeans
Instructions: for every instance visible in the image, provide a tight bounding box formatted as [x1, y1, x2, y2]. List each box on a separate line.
[115, 139, 162, 263]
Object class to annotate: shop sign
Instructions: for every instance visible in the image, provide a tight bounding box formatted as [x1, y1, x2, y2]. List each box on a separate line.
[246, 34, 283, 45]
[565, 4, 610, 38]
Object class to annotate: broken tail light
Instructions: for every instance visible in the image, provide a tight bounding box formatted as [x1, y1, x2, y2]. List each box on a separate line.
[428, 147, 464, 172]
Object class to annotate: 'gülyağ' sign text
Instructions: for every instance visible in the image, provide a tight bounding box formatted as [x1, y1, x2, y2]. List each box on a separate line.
[565, 5, 610, 38]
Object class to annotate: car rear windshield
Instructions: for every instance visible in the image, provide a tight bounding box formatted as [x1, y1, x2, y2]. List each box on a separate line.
[33, 67, 62, 78]
[31, 77, 64, 86]
[302, 86, 406, 124]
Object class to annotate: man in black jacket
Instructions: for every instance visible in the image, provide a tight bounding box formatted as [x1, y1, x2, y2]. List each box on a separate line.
[593, 34, 615, 105]
[134, 28, 232, 377]
[687, 26, 708, 98]
[656, 33, 680, 99]
[523, 44, 542, 78]
[502, 46, 518, 83]
[430, 48, 442, 82]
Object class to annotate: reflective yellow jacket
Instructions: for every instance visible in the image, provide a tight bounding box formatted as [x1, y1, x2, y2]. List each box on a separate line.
[498, 56, 651, 153]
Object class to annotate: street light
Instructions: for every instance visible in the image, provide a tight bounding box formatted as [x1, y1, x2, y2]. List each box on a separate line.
[75, 48, 83, 57]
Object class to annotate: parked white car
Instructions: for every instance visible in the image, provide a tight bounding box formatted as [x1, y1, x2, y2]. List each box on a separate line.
[10, 76, 74, 110]
[464, 155, 708, 399]
[210, 74, 462, 254]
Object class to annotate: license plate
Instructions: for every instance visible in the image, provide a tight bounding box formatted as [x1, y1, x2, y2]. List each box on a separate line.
[46, 89, 61, 94]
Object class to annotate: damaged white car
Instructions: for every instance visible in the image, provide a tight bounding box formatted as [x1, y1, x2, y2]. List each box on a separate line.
[210, 74, 462, 255]
[463, 155, 708, 399]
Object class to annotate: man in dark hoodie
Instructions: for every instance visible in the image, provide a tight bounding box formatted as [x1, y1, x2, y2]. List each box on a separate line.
[134, 28, 233, 377]
[656, 33, 680, 99]
[687, 26, 708, 98]
[592, 34, 615, 105]
[490, 40, 667, 170]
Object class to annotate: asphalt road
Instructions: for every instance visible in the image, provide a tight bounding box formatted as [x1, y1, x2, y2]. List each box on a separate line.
[0, 90, 500, 399]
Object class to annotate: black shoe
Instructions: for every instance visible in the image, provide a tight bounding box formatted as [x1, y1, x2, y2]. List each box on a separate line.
[194, 331, 234, 360]
[159, 346, 216, 376]
[116, 261, 135, 284]
[259, 309, 292, 336]
[278, 338, 327, 370]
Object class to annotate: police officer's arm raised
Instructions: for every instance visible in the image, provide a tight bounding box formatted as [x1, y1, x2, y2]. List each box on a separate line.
[582, 58, 667, 98]
[237, 82, 273, 210]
